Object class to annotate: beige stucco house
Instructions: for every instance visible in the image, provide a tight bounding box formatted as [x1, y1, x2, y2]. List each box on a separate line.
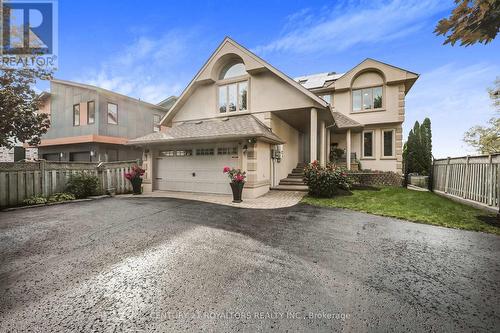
[130, 37, 418, 198]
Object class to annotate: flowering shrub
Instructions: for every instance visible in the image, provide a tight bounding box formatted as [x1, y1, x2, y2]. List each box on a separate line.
[223, 166, 246, 183]
[124, 165, 145, 182]
[303, 160, 353, 197]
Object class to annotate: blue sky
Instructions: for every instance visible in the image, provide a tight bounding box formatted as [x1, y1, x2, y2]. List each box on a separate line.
[53, 0, 499, 158]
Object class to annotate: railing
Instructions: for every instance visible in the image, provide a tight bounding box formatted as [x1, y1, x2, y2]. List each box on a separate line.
[432, 154, 500, 209]
[0, 160, 139, 208]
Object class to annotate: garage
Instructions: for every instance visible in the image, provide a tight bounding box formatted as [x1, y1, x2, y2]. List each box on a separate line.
[154, 144, 240, 194]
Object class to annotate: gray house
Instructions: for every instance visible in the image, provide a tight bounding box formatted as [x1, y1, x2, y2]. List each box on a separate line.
[37, 80, 174, 162]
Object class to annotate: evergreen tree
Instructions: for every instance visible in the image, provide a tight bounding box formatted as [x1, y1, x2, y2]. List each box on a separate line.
[403, 119, 433, 175]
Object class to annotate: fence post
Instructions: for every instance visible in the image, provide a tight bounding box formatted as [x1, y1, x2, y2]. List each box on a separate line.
[444, 157, 451, 194]
[428, 158, 434, 192]
[488, 155, 493, 206]
[463, 155, 469, 198]
[40, 160, 48, 197]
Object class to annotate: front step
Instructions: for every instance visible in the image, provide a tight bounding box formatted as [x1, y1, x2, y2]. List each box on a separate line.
[270, 184, 308, 192]
[279, 178, 305, 185]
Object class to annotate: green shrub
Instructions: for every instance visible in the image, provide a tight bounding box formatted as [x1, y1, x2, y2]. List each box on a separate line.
[23, 195, 47, 205]
[304, 161, 353, 197]
[65, 173, 100, 198]
[47, 192, 76, 203]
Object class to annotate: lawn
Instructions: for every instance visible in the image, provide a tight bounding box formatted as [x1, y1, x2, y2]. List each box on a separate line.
[302, 187, 500, 235]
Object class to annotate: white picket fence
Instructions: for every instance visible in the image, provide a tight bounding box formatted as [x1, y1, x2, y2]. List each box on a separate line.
[0, 160, 139, 208]
[432, 154, 500, 209]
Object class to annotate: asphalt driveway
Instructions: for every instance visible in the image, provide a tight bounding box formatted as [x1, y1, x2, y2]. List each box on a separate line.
[0, 197, 499, 332]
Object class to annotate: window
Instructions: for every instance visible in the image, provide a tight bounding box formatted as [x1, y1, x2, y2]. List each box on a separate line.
[176, 150, 193, 157]
[363, 131, 374, 158]
[159, 150, 175, 157]
[352, 86, 383, 111]
[219, 81, 248, 113]
[196, 148, 214, 156]
[107, 103, 118, 124]
[383, 129, 395, 157]
[319, 94, 331, 104]
[217, 147, 238, 155]
[87, 101, 95, 124]
[219, 62, 246, 80]
[153, 114, 161, 132]
[73, 104, 80, 126]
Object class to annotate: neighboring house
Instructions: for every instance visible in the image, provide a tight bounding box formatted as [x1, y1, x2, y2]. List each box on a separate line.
[0, 146, 38, 162]
[129, 37, 418, 198]
[36, 80, 175, 162]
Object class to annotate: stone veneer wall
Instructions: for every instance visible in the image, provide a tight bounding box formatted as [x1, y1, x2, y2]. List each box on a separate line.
[350, 171, 403, 187]
[396, 84, 405, 173]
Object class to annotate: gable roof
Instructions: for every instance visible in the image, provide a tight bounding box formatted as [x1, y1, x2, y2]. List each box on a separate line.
[51, 79, 169, 111]
[160, 37, 328, 125]
[331, 111, 363, 129]
[129, 114, 284, 145]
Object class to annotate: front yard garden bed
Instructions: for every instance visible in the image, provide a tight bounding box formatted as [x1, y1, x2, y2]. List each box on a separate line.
[302, 187, 500, 235]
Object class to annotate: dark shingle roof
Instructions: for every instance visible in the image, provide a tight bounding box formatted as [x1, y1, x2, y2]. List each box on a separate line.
[129, 114, 284, 145]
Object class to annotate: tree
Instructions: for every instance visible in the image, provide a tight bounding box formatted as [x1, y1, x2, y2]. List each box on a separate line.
[435, 0, 500, 46]
[463, 78, 500, 154]
[464, 118, 500, 154]
[403, 119, 433, 175]
[0, 68, 51, 148]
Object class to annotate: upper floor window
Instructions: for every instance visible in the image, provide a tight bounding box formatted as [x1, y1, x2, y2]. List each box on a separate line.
[319, 94, 332, 104]
[352, 86, 383, 112]
[107, 103, 118, 124]
[219, 81, 247, 113]
[87, 101, 95, 124]
[219, 62, 246, 80]
[153, 114, 161, 132]
[73, 104, 80, 126]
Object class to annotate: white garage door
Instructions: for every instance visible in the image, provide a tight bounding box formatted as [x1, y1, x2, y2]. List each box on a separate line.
[155, 145, 239, 194]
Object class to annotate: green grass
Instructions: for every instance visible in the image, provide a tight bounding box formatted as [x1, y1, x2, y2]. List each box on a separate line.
[302, 187, 500, 235]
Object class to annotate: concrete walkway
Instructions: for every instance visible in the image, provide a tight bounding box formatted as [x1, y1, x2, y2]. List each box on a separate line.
[118, 190, 306, 209]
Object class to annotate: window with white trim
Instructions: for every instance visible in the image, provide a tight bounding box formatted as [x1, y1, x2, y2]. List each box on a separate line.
[159, 150, 175, 157]
[319, 93, 331, 104]
[352, 86, 383, 112]
[363, 130, 374, 158]
[196, 148, 214, 156]
[176, 150, 193, 157]
[107, 103, 118, 124]
[153, 114, 161, 132]
[217, 147, 238, 155]
[218, 81, 247, 113]
[382, 129, 395, 157]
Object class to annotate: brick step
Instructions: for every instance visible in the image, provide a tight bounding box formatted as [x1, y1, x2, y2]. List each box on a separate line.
[270, 184, 308, 192]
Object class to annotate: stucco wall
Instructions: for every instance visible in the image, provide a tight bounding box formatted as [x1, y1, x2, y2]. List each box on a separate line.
[333, 72, 403, 125]
[270, 114, 300, 181]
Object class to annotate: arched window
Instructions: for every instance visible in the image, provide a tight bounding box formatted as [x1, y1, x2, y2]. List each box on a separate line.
[217, 61, 248, 113]
[219, 62, 246, 80]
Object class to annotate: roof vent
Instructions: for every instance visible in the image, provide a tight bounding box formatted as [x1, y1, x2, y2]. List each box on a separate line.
[195, 120, 203, 124]
[221, 117, 230, 121]
[327, 71, 336, 76]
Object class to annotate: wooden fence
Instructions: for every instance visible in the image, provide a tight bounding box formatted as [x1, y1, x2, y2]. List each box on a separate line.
[432, 154, 500, 210]
[0, 160, 139, 208]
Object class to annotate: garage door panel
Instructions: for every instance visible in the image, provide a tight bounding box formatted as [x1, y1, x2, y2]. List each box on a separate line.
[155, 145, 239, 194]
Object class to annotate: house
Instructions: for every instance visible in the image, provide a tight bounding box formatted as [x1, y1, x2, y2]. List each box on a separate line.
[129, 37, 418, 198]
[35, 80, 175, 162]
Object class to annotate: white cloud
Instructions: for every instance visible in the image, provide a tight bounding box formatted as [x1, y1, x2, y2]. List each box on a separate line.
[405, 63, 499, 158]
[254, 0, 450, 55]
[76, 30, 193, 104]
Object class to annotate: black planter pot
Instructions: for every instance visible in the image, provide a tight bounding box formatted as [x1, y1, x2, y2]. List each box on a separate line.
[230, 182, 244, 203]
[131, 178, 143, 195]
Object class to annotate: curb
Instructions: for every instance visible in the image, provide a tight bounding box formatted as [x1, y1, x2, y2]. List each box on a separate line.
[1, 195, 111, 212]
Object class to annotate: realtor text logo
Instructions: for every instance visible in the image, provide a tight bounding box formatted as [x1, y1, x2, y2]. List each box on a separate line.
[1, 0, 57, 68]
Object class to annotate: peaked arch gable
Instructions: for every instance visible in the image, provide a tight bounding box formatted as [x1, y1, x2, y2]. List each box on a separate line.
[160, 37, 328, 125]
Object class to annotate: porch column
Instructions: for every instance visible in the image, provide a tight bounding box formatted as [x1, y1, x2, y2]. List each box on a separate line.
[346, 129, 351, 170]
[326, 128, 331, 164]
[310, 108, 317, 162]
[319, 120, 326, 166]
